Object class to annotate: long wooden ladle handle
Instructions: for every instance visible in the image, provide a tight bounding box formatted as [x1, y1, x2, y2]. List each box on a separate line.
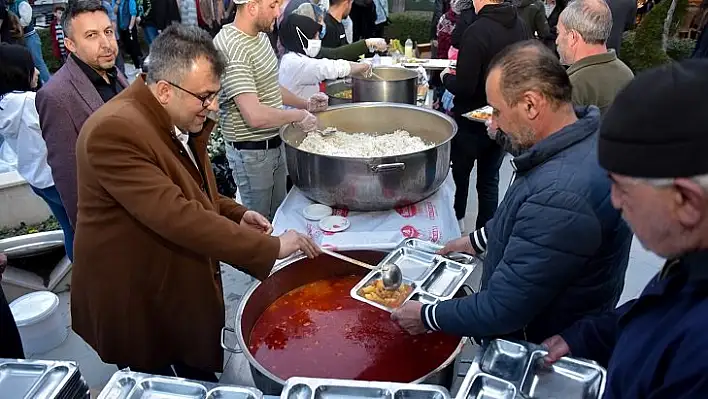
[321, 248, 376, 270]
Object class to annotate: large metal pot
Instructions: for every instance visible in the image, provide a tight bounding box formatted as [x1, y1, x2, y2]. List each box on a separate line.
[280, 103, 457, 211]
[222, 251, 466, 396]
[323, 79, 352, 106]
[352, 67, 418, 104]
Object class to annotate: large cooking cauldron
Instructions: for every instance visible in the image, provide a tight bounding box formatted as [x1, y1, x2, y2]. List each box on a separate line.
[281, 103, 457, 211]
[324, 79, 352, 106]
[352, 66, 418, 104]
[222, 251, 466, 396]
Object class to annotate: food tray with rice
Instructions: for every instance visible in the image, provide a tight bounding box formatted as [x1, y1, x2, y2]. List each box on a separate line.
[463, 105, 493, 123]
[350, 238, 481, 312]
[456, 339, 607, 399]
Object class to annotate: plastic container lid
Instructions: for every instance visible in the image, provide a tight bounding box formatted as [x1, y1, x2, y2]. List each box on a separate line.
[10, 291, 60, 327]
[303, 204, 333, 221]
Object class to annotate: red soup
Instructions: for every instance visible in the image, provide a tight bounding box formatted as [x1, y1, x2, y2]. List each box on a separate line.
[248, 275, 461, 382]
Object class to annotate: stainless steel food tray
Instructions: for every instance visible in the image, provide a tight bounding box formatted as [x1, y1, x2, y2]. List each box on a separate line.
[350, 238, 481, 312]
[98, 370, 263, 399]
[456, 339, 607, 399]
[0, 358, 81, 399]
[462, 106, 492, 124]
[281, 377, 451, 399]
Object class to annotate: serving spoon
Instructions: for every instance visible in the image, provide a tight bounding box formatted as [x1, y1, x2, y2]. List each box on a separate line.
[321, 248, 403, 290]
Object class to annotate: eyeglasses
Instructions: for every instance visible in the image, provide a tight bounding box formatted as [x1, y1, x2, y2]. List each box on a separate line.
[165, 81, 220, 108]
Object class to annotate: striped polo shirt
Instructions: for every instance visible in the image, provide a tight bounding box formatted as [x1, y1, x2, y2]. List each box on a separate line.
[214, 25, 282, 143]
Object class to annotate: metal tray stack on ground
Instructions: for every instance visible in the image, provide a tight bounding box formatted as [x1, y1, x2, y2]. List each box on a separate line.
[97, 369, 264, 399]
[0, 358, 90, 398]
[281, 377, 452, 399]
[350, 238, 482, 313]
[455, 339, 606, 399]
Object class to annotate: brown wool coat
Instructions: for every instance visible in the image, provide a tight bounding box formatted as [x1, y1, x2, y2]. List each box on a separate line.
[71, 77, 280, 372]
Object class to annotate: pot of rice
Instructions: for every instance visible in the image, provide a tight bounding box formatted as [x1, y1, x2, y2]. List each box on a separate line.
[280, 102, 457, 211]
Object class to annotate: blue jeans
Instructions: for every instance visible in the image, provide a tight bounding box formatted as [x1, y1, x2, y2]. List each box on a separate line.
[225, 143, 287, 221]
[30, 185, 74, 261]
[24, 30, 51, 84]
[142, 24, 159, 46]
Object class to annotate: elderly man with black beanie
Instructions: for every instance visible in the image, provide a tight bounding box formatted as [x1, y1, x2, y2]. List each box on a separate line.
[543, 59, 708, 398]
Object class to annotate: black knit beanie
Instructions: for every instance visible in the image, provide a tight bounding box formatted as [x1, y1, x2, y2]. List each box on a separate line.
[598, 59, 708, 178]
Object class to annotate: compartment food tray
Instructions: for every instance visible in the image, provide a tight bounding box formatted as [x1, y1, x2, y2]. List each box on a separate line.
[462, 106, 493, 124]
[0, 358, 82, 399]
[350, 238, 481, 312]
[97, 369, 263, 399]
[455, 339, 607, 399]
[281, 377, 451, 399]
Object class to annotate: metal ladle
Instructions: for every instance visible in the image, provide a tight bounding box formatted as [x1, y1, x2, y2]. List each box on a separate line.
[321, 248, 403, 290]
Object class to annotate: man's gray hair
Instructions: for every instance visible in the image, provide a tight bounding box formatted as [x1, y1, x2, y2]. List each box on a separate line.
[643, 174, 708, 191]
[146, 24, 227, 84]
[559, 0, 613, 45]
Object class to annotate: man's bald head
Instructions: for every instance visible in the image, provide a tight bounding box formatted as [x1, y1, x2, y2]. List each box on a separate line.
[559, 0, 613, 45]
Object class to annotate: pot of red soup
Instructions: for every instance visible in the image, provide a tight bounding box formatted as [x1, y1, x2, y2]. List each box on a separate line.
[222, 250, 467, 395]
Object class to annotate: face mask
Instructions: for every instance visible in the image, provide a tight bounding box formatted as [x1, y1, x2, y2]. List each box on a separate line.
[297, 27, 322, 57]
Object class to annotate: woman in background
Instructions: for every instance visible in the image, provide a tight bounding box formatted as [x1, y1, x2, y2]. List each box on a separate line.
[0, 44, 74, 261]
[278, 14, 370, 98]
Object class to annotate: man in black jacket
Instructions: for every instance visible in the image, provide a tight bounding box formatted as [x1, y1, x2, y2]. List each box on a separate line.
[441, 0, 530, 232]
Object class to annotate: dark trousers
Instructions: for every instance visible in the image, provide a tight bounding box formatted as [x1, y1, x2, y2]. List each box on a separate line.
[451, 116, 505, 229]
[119, 26, 143, 69]
[117, 362, 218, 382]
[0, 286, 24, 359]
[350, 3, 376, 40]
[31, 185, 74, 261]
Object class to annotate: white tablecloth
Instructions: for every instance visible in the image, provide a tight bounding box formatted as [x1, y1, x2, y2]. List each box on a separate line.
[272, 173, 461, 251]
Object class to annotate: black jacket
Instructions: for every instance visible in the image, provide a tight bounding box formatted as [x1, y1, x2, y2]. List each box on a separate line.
[443, 3, 530, 115]
[606, 0, 636, 55]
[322, 12, 348, 48]
[515, 0, 550, 39]
[450, 8, 477, 49]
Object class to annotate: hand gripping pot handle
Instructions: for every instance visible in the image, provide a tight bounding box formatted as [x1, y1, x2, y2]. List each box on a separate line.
[221, 327, 243, 354]
[370, 163, 405, 173]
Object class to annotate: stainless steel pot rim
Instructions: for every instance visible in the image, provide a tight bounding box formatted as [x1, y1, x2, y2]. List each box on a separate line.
[353, 66, 419, 82]
[279, 102, 458, 160]
[232, 253, 466, 387]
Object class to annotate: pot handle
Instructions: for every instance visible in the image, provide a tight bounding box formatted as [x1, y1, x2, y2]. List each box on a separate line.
[371, 163, 406, 173]
[220, 327, 243, 354]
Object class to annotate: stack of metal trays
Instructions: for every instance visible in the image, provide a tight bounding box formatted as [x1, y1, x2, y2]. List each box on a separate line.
[97, 369, 264, 398]
[350, 238, 482, 312]
[281, 377, 451, 399]
[456, 339, 607, 399]
[0, 358, 89, 398]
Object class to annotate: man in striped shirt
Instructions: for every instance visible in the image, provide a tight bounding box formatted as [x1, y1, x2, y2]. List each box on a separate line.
[214, 0, 327, 220]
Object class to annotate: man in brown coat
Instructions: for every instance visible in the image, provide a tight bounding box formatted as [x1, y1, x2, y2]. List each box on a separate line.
[72, 24, 320, 381]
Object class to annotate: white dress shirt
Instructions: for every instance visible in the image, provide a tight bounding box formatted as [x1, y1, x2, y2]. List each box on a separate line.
[0, 91, 54, 189]
[278, 52, 351, 100]
[174, 127, 198, 167]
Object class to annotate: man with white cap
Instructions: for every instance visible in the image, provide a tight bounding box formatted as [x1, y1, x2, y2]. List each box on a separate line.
[214, 0, 327, 221]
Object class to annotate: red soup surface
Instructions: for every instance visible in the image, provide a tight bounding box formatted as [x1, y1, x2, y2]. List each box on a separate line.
[248, 275, 460, 382]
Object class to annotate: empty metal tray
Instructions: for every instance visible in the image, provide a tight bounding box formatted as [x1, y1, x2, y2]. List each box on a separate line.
[519, 350, 606, 399]
[455, 340, 607, 399]
[281, 377, 451, 399]
[98, 370, 263, 399]
[0, 359, 79, 399]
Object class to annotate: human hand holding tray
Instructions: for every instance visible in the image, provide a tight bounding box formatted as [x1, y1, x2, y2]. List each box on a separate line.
[456, 339, 607, 399]
[350, 238, 482, 313]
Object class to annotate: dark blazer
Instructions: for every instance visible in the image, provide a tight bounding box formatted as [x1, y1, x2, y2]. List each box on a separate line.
[606, 0, 637, 55]
[36, 56, 128, 228]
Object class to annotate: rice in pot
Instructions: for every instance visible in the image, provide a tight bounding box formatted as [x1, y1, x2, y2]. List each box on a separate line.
[298, 129, 433, 157]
